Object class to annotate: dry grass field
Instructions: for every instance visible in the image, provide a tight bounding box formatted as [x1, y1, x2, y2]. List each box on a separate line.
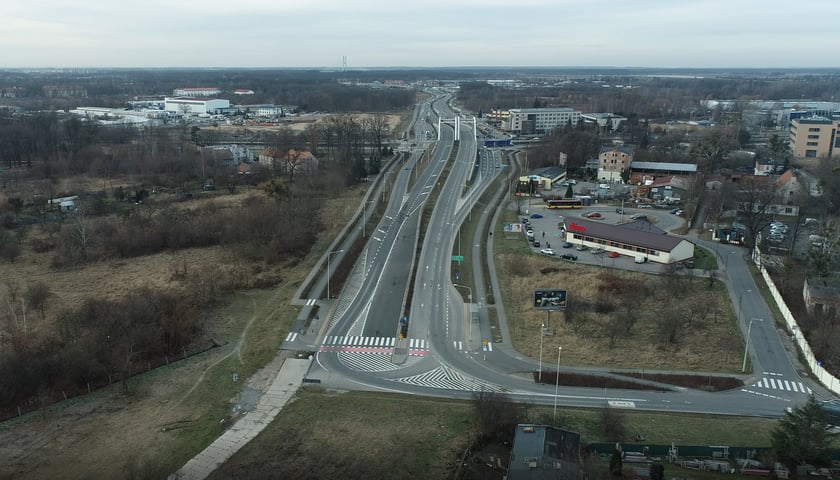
[497, 253, 744, 372]
[0, 176, 368, 479]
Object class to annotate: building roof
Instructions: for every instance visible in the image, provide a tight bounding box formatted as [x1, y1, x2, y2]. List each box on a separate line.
[509, 107, 577, 113]
[600, 145, 634, 155]
[805, 277, 840, 307]
[528, 166, 566, 180]
[630, 161, 698, 173]
[794, 116, 833, 125]
[564, 217, 689, 252]
[508, 424, 581, 480]
[649, 175, 689, 190]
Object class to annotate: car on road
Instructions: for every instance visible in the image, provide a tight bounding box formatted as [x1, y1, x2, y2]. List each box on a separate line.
[615, 208, 625, 214]
[533, 241, 541, 248]
[630, 214, 647, 220]
[560, 253, 578, 261]
[638, 204, 653, 209]
[608, 251, 620, 258]
[540, 248, 555, 256]
[530, 213, 544, 219]
[585, 212, 602, 219]
[561, 241, 572, 249]
[672, 209, 685, 216]
[575, 244, 588, 251]
[590, 247, 605, 255]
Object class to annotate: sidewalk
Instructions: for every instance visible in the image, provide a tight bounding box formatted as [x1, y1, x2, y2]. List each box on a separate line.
[173, 358, 311, 480]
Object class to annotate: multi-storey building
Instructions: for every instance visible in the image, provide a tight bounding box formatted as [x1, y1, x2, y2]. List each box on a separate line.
[789, 116, 840, 159]
[503, 108, 581, 134]
[598, 146, 634, 182]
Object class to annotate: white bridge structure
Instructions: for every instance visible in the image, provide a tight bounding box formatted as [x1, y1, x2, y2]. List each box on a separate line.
[437, 116, 477, 142]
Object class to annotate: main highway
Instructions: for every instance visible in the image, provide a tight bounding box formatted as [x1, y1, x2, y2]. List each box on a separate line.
[289, 93, 832, 418]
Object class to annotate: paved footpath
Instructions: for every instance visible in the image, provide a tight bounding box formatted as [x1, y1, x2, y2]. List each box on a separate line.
[173, 358, 312, 480]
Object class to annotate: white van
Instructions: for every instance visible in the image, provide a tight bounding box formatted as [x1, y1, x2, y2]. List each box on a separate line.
[634, 255, 647, 264]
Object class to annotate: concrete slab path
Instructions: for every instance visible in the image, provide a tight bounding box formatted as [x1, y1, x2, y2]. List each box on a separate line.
[173, 358, 311, 480]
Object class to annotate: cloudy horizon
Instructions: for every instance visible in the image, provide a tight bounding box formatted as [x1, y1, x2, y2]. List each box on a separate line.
[2, 0, 838, 69]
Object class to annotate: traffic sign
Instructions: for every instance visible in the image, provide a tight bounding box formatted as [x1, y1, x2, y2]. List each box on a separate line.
[451, 255, 464, 262]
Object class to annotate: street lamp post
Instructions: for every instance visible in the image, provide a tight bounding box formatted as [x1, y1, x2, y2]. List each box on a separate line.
[538, 324, 545, 383]
[742, 318, 755, 372]
[738, 289, 752, 325]
[554, 346, 562, 422]
[326, 249, 344, 300]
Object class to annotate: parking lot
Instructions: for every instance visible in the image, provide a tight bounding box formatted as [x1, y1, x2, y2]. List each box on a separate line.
[519, 202, 688, 273]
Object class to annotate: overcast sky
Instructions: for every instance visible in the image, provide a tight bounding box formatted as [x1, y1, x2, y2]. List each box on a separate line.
[2, 0, 838, 69]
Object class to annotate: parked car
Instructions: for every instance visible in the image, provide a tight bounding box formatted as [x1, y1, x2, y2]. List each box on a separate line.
[673, 209, 685, 216]
[638, 204, 653, 209]
[585, 212, 602, 219]
[530, 213, 544, 219]
[634, 255, 647, 264]
[561, 241, 572, 249]
[575, 244, 588, 251]
[590, 247, 605, 255]
[608, 251, 620, 258]
[540, 248, 555, 256]
[533, 241, 541, 248]
[560, 253, 578, 261]
[615, 208, 625, 214]
[630, 214, 647, 220]
[684, 259, 695, 269]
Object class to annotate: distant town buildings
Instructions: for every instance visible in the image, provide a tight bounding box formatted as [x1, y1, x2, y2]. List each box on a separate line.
[580, 112, 626, 131]
[42, 85, 87, 97]
[172, 87, 222, 97]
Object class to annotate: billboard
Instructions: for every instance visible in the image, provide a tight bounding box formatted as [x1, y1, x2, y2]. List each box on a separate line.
[533, 289, 568, 311]
[503, 223, 523, 233]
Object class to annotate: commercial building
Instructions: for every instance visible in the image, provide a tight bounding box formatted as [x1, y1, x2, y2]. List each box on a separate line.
[562, 218, 695, 264]
[164, 97, 230, 116]
[503, 108, 582, 134]
[580, 112, 626, 131]
[789, 116, 840, 159]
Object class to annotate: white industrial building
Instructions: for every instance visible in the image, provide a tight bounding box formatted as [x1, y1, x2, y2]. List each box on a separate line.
[503, 108, 582, 134]
[242, 104, 283, 117]
[164, 97, 230, 116]
[173, 87, 221, 97]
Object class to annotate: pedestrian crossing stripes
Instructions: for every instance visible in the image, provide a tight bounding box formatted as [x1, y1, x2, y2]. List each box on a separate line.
[319, 336, 429, 357]
[751, 377, 812, 394]
[337, 351, 404, 372]
[453, 340, 463, 351]
[284, 332, 298, 342]
[323, 336, 428, 349]
[305, 298, 317, 306]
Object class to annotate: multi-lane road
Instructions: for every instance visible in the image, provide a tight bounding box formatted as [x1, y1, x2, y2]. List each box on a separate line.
[285, 95, 832, 417]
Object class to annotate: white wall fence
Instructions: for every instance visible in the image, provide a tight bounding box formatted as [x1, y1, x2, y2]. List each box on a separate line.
[754, 250, 840, 395]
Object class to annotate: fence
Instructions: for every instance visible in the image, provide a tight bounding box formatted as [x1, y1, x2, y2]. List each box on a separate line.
[752, 250, 840, 395]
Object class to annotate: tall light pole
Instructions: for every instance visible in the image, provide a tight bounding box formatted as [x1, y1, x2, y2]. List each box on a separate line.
[326, 249, 344, 300]
[553, 346, 562, 422]
[738, 289, 752, 325]
[538, 323, 545, 383]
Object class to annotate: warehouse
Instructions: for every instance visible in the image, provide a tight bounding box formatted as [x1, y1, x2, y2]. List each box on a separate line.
[164, 97, 230, 116]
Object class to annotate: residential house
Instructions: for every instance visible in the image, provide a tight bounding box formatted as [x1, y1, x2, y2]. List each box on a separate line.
[803, 277, 840, 317]
[507, 424, 582, 480]
[754, 158, 784, 176]
[521, 166, 567, 191]
[258, 147, 318, 177]
[647, 176, 688, 204]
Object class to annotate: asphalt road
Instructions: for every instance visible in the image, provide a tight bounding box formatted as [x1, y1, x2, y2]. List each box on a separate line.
[299, 96, 832, 418]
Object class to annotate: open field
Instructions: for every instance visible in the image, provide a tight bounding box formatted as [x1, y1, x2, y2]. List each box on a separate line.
[0, 177, 368, 479]
[496, 250, 744, 373]
[207, 388, 778, 479]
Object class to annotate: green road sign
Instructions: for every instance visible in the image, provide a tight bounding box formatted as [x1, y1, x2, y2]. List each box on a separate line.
[451, 255, 464, 262]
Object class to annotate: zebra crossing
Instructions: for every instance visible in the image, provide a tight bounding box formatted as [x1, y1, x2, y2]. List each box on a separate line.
[284, 332, 299, 342]
[319, 336, 429, 356]
[304, 298, 317, 306]
[750, 376, 812, 394]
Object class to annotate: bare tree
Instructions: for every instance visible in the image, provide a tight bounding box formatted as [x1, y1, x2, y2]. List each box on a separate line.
[734, 176, 782, 247]
[25, 282, 51, 319]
